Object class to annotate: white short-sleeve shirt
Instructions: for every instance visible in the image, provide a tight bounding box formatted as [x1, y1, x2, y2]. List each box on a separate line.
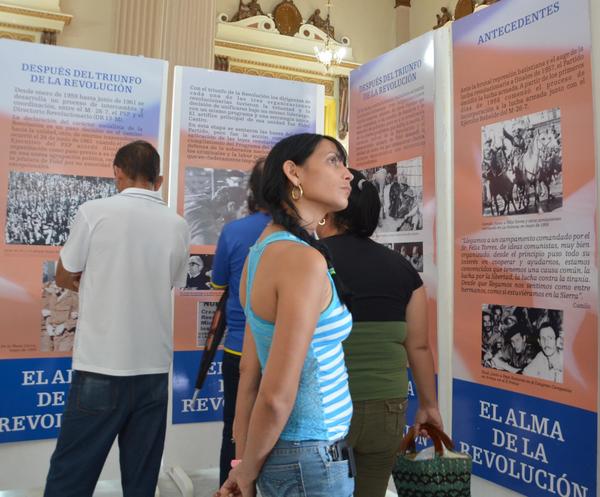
[60, 187, 190, 376]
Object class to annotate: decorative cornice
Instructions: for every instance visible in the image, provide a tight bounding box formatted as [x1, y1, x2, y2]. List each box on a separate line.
[0, 30, 34, 41]
[229, 64, 334, 96]
[395, 0, 411, 7]
[0, 21, 55, 32]
[227, 56, 338, 79]
[0, 4, 72, 24]
[215, 40, 360, 69]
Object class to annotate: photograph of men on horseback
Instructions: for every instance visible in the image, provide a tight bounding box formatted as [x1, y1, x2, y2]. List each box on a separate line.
[362, 156, 424, 234]
[481, 108, 562, 217]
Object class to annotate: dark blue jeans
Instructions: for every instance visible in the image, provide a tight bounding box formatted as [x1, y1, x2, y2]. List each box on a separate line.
[219, 351, 241, 485]
[44, 370, 168, 497]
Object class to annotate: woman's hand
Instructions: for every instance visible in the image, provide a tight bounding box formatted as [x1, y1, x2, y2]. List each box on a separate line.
[217, 463, 257, 497]
[414, 405, 443, 437]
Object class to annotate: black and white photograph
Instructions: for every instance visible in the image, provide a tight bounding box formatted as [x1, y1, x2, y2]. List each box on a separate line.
[481, 108, 562, 217]
[40, 260, 78, 353]
[386, 241, 424, 273]
[5, 171, 116, 246]
[481, 304, 564, 383]
[184, 253, 214, 291]
[184, 167, 248, 245]
[362, 156, 423, 234]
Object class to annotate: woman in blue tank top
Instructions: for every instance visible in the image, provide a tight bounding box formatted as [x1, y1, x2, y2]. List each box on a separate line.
[218, 134, 354, 497]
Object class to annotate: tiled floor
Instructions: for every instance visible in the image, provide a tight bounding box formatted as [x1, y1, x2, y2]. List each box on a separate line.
[0, 475, 165, 497]
[0, 468, 399, 497]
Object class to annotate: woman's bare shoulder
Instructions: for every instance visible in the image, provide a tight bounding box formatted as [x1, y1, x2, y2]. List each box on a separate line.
[266, 240, 327, 275]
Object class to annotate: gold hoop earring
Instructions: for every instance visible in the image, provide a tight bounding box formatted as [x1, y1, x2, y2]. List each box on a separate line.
[291, 184, 303, 201]
[318, 218, 326, 226]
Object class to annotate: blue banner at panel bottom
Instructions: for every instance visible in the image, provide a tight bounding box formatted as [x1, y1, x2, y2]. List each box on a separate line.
[172, 350, 224, 424]
[0, 357, 72, 443]
[453, 379, 596, 497]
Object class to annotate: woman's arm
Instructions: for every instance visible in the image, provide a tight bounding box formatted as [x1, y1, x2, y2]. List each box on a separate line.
[220, 247, 329, 496]
[232, 323, 261, 458]
[404, 286, 443, 433]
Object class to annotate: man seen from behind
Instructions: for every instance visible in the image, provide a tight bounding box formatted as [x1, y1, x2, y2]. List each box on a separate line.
[44, 140, 190, 497]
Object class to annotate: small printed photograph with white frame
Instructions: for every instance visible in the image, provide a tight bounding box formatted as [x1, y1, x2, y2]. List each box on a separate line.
[361, 156, 423, 236]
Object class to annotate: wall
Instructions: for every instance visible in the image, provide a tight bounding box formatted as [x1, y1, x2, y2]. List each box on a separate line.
[409, 0, 460, 40]
[216, 0, 397, 63]
[58, 0, 118, 53]
[55, 0, 398, 65]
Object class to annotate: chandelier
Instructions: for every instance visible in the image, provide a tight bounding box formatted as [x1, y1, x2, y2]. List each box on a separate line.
[313, 0, 346, 71]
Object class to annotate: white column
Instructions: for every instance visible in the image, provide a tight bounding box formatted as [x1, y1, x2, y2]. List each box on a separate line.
[114, 0, 164, 57]
[113, 0, 217, 198]
[160, 0, 216, 67]
[114, 0, 216, 67]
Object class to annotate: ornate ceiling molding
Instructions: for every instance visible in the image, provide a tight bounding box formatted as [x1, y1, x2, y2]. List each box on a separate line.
[0, 4, 71, 24]
[0, 3, 71, 42]
[0, 20, 52, 32]
[227, 56, 341, 79]
[272, 0, 303, 37]
[214, 40, 359, 69]
[229, 64, 334, 96]
[226, 0, 345, 41]
[218, 12, 351, 50]
[0, 30, 34, 41]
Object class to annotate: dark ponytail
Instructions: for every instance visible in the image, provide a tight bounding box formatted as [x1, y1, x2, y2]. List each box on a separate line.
[261, 133, 352, 308]
[331, 168, 381, 238]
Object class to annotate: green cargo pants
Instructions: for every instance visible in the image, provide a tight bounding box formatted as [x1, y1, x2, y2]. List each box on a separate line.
[346, 398, 408, 497]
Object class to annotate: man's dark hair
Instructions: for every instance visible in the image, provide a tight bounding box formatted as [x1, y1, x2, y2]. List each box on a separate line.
[114, 140, 160, 183]
[506, 326, 526, 341]
[247, 158, 266, 213]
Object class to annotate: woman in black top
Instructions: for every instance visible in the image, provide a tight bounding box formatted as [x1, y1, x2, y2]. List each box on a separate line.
[318, 169, 442, 497]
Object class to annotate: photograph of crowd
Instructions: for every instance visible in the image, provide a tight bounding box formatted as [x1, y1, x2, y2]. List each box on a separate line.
[184, 253, 214, 291]
[361, 157, 423, 234]
[481, 108, 562, 217]
[481, 304, 564, 383]
[184, 167, 248, 245]
[40, 260, 78, 353]
[5, 171, 116, 246]
[382, 241, 424, 273]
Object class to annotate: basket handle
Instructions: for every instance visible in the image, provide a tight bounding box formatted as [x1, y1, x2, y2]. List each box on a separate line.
[398, 423, 455, 456]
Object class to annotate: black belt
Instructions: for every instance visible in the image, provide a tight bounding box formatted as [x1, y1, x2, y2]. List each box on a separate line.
[326, 439, 356, 477]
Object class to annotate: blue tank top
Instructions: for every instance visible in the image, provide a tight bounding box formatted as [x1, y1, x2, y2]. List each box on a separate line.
[245, 231, 353, 441]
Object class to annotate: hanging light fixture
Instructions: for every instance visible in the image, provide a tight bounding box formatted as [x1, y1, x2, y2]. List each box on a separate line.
[313, 0, 346, 72]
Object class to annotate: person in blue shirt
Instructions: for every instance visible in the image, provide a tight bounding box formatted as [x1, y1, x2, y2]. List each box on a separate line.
[211, 158, 270, 486]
